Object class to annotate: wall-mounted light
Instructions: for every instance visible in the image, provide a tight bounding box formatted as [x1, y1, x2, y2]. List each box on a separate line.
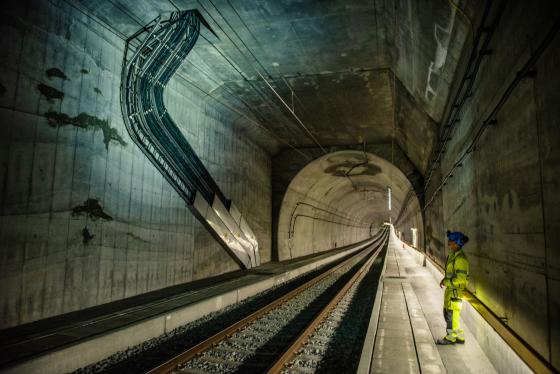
[411, 227, 418, 248]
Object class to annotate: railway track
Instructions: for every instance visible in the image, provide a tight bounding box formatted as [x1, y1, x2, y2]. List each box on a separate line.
[147, 229, 388, 374]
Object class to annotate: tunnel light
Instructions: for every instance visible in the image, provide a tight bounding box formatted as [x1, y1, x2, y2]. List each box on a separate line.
[411, 228, 418, 248]
[387, 187, 392, 211]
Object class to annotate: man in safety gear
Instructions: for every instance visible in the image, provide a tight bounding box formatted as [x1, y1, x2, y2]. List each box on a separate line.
[437, 230, 470, 345]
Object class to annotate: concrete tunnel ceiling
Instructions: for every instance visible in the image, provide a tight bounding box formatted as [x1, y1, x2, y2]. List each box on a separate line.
[277, 150, 422, 260]
[2, 1, 560, 370]
[77, 0, 469, 174]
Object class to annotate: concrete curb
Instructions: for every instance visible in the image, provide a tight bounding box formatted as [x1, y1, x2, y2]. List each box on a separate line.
[356, 236, 389, 374]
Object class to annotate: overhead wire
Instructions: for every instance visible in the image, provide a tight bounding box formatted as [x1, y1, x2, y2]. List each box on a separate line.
[219, 0, 377, 157]
[222, 0, 358, 150]
[187, 3, 321, 159]
[196, 32, 313, 151]
[198, 0, 327, 154]
[224, 0, 308, 110]
[255, 71, 327, 154]
[164, 35, 314, 160]
[179, 59, 311, 159]
[221, 1, 381, 190]
[78, 0, 313, 161]
[58, 0, 312, 162]
[191, 5, 309, 146]
[173, 71, 306, 155]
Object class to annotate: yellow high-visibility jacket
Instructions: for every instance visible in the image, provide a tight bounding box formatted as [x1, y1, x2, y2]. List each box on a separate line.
[442, 249, 469, 309]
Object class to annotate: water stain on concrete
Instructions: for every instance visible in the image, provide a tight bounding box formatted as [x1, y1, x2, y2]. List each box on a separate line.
[44, 110, 127, 150]
[127, 232, 151, 244]
[452, 196, 467, 216]
[94, 87, 103, 96]
[72, 198, 113, 221]
[37, 84, 64, 101]
[46, 67, 69, 80]
[82, 227, 94, 244]
[324, 161, 381, 177]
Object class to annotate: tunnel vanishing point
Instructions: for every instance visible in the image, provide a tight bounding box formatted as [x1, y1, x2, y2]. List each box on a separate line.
[0, 1, 559, 373]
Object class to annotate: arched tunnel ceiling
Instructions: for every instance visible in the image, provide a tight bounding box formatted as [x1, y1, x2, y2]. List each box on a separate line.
[77, 0, 471, 175]
[277, 150, 419, 259]
[282, 150, 414, 224]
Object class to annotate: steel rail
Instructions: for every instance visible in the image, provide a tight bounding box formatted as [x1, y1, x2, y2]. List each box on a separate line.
[267, 234, 386, 373]
[145, 230, 388, 374]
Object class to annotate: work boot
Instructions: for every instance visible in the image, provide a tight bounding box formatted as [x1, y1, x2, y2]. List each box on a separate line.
[456, 329, 465, 344]
[437, 329, 457, 345]
[436, 336, 456, 345]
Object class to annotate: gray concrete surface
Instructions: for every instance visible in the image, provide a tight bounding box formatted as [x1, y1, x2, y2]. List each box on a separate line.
[0, 0, 271, 329]
[1, 236, 374, 374]
[0, 0, 558, 370]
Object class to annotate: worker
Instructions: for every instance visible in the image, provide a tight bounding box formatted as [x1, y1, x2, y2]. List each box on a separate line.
[437, 230, 470, 345]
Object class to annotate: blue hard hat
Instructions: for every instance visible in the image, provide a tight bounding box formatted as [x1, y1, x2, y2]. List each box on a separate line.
[447, 231, 469, 247]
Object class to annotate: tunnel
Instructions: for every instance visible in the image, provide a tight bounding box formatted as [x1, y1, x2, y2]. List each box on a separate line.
[276, 150, 422, 260]
[0, 0, 559, 373]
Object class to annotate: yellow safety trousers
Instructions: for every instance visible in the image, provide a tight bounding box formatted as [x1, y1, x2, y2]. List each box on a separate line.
[442, 249, 469, 342]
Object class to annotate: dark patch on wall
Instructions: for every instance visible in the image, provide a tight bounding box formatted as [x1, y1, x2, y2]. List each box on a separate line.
[80, 69, 89, 74]
[94, 87, 103, 96]
[37, 84, 64, 101]
[127, 232, 151, 244]
[507, 191, 513, 209]
[0, 82, 5, 96]
[452, 196, 467, 216]
[324, 161, 381, 177]
[72, 198, 113, 221]
[427, 227, 444, 257]
[44, 110, 127, 150]
[46, 68, 69, 80]
[82, 227, 94, 244]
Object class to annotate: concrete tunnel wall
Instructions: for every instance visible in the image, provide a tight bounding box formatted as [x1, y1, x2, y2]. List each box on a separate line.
[0, 1, 271, 329]
[0, 2, 558, 371]
[277, 150, 424, 261]
[394, 194, 423, 247]
[404, 2, 560, 369]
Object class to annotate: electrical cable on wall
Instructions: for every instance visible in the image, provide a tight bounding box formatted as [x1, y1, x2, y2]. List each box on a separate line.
[121, 10, 261, 268]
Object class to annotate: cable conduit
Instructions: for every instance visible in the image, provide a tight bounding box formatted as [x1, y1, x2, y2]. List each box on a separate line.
[120, 10, 259, 268]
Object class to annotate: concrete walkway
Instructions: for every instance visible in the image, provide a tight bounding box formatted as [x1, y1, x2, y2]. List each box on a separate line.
[369, 229, 497, 373]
